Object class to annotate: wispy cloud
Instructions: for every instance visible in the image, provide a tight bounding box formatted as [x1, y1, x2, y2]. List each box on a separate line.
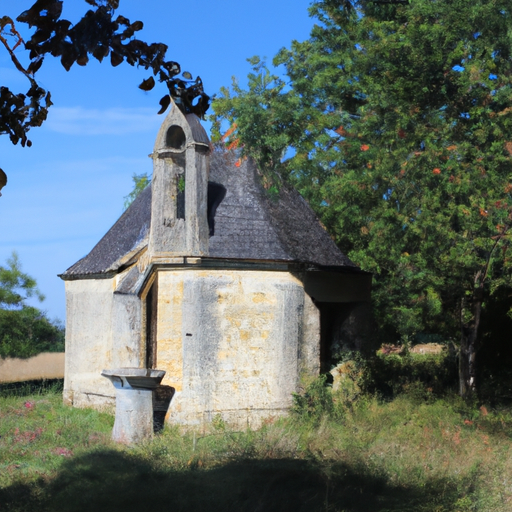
[46, 106, 162, 136]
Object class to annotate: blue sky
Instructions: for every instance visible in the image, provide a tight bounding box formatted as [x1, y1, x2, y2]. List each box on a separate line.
[0, 0, 315, 322]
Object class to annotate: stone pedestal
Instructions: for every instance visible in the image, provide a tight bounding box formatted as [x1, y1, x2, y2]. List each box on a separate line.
[101, 368, 165, 444]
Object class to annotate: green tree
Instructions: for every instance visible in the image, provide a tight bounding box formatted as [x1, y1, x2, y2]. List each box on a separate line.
[211, 0, 512, 397]
[123, 172, 150, 210]
[0, 251, 64, 358]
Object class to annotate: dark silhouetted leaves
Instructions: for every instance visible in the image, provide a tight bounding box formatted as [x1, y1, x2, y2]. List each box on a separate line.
[110, 51, 123, 66]
[31, 28, 52, 44]
[60, 52, 75, 71]
[121, 26, 135, 39]
[1, 0, 211, 174]
[139, 77, 155, 91]
[16, 0, 63, 27]
[116, 15, 130, 25]
[76, 54, 89, 66]
[163, 61, 180, 76]
[92, 44, 109, 62]
[158, 95, 171, 115]
[28, 56, 44, 74]
[0, 84, 48, 147]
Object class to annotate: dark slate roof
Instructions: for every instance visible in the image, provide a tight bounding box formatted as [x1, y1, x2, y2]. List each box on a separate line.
[186, 114, 210, 147]
[61, 150, 356, 278]
[208, 151, 354, 267]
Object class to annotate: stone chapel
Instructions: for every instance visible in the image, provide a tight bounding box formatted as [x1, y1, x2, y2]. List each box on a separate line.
[60, 102, 372, 427]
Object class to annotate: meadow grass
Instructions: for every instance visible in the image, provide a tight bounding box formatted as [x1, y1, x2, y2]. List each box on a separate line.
[1, 380, 512, 511]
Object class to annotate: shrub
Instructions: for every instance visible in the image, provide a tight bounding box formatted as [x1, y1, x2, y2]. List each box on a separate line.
[364, 350, 458, 399]
[292, 374, 334, 423]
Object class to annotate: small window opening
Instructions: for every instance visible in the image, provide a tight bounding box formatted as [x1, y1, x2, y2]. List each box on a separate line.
[166, 125, 186, 150]
[207, 182, 227, 236]
[177, 174, 185, 219]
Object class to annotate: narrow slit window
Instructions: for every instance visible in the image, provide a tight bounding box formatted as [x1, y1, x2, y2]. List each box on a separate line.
[177, 174, 185, 220]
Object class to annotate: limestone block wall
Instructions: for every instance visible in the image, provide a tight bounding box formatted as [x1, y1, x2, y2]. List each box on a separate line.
[301, 293, 321, 375]
[63, 279, 116, 409]
[111, 292, 143, 369]
[154, 269, 320, 428]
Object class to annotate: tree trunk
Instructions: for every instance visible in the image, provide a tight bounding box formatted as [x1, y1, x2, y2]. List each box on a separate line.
[459, 290, 483, 399]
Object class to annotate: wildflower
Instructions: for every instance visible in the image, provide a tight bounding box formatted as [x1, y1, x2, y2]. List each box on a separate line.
[55, 447, 73, 457]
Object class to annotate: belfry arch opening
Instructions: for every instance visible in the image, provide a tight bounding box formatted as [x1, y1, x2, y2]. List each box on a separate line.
[166, 125, 186, 150]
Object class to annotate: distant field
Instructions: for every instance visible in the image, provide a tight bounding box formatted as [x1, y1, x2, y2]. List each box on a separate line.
[0, 353, 64, 383]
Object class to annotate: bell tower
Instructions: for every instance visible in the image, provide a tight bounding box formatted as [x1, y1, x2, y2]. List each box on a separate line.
[148, 100, 210, 258]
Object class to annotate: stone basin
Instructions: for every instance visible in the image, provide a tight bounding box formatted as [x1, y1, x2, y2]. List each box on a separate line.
[101, 368, 165, 390]
[101, 367, 166, 444]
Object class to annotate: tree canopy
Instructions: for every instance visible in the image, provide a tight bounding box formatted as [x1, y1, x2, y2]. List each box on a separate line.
[211, 0, 512, 396]
[0, 251, 64, 358]
[123, 172, 150, 210]
[0, 0, 210, 179]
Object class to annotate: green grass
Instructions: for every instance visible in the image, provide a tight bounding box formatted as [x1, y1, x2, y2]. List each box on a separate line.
[1, 380, 512, 511]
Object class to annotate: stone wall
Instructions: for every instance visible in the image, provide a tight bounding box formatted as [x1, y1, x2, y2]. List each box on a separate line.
[154, 269, 320, 428]
[63, 278, 116, 409]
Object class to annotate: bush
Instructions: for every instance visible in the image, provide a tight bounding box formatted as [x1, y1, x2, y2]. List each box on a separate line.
[292, 348, 459, 425]
[365, 351, 458, 399]
[292, 374, 335, 423]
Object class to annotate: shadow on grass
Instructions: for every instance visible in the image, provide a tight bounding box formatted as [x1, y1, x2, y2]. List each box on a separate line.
[1, 449, 463, 512]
